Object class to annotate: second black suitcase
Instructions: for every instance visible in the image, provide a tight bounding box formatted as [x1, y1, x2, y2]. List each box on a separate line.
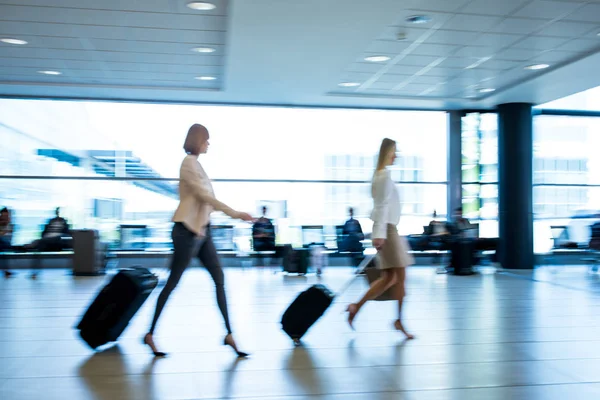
[281, 284, 334, 343]
[77, 267, 158, 349]
[280, 254, 375, 343]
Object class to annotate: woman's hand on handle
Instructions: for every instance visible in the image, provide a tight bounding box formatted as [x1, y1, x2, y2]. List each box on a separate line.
[372, 238, 386, 250]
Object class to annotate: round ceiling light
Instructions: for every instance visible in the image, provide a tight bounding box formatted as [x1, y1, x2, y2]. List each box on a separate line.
[195, 76, 217, 81]
[479, 88, 496, 93]
[1, 38, 28, 45]
[406, 15, 432, 24]
[364, 55, 391, 62]
[186, 2, 216, 11]
[191, 47, 216, 53]
[338, 82, 360, 87]
[38, 70, 62, 75]
[525, 63, 550, 70]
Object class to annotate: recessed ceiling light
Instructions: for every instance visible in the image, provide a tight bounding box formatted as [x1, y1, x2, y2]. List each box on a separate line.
[1, 38, 28, 45]
[191, 47, 216, 53]
[525, 63, 550, 70]
[364, 55, 391, 62]
[406, 15, 432, 24]
[338, 82, 361, 87]
[186, 2, 216, 11]
[38, 70, 61, 75]
[479, 88, 496, 93]
[195, 76, 217, 81]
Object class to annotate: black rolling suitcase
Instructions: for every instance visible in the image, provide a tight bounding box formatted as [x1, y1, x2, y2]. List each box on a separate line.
[281, 254, 374, 343]
[451, 239, 475, 275]
[282, 246, 310, 274]
[77, 267, 158, 349]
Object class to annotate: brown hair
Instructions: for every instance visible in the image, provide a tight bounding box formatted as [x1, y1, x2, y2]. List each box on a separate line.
[183, 123, 208, 154]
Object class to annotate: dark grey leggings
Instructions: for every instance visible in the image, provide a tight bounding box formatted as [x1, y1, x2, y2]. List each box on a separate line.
[149, 223, 232, 335]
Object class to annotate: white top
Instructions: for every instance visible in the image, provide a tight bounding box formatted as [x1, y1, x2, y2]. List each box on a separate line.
[370, 169, 401, 239]
[172, 155, 237, 236]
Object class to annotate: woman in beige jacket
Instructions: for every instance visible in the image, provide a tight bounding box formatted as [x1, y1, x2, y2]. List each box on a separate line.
[144, 124, 254, 357]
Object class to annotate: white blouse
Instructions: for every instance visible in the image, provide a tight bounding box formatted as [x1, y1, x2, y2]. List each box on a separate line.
[370, 169, 401, 239]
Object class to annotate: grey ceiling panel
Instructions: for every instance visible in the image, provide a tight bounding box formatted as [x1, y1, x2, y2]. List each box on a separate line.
[0, 5, 227, 30]
[0, 0, 229, 14]
[487, 17, 550, 35]
[513, 1, 582, 20]
[465, 0, 532, 16]
[0, 21, 226, 44]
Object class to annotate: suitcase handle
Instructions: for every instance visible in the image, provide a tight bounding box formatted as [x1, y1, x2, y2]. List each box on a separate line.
[335, 253, 376, 297]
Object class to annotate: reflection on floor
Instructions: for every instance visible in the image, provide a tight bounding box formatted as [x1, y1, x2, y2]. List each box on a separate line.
[1, 266, 600, 399]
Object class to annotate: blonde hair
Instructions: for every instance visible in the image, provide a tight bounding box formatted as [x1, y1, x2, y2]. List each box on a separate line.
[375, 138, 396, 172]
[183, 123, 208, 154]
[372, 138, 396, 196]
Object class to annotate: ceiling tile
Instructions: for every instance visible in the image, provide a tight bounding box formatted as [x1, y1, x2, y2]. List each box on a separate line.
[426, 30, 481, 45]
[453, 46, 497, 58]
[513, 36, 570, 50]
[366, 40, 411, 54]
[464, 0, 530, 16]
[536, 20, 599, 37]
[410, 43, 461, 57]
[390, 10, 454, 28]
[474, 33, 524, 49]
[495, 47, 541, 61]
[442, 14, 504, 32]
[409, 75, 451, 85]
[378, 26, 429, 41]
[557, 38, 600, 52]
[0, 20, 226, 44]
[442, 57, 479, 69]
[395, 54, 443, 67]
[369, 81, 400, 90]
[408, 0, 472, 13]
[487, 17, 550, 35]
[528, 50, 580, 64]
[387, 64, 429, 75]
[564, 4, 600, 23]
[513, 0, 582, 19]
[424, 67, 464, 78]
[0, 4, 227, 31]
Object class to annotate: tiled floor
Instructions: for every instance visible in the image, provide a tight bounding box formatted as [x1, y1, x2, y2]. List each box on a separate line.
[1, 265, 600, 399]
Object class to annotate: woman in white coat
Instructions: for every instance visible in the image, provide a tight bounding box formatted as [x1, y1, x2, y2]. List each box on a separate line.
[144, 123, 254, 357]
[346, 138, 414, 339]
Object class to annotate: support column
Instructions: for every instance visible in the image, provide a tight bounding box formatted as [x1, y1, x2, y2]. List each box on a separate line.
[498, 103, 534, 269]
[447, 111, 462, 220]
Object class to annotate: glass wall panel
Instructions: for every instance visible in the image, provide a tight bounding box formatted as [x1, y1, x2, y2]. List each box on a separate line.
[0, 99, 448, 251]
[461, 112, 498, 237]
[533, 115, 600, 253]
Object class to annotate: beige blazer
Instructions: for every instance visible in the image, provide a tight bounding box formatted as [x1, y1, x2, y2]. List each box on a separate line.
[172, 154, 238, 236]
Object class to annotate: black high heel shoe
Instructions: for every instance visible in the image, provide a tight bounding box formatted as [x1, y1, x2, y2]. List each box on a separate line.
[143, 333, 167, 357]
[224, 334, 249, 358]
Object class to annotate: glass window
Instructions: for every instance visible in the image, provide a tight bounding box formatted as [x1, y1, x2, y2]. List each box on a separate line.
[533, 114, 600, 253]
[461, 112, 498, 237]
[0, 99, 448, 250]
[536, 85, 600, 111]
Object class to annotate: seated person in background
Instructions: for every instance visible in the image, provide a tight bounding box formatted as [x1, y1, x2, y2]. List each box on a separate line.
[589, 221, 600, 250]
[28, 207, 72, 252]
[339, 207, 364, 253]
[252, 206, 275, 252]
[427, 210, 450, 237]
[1, 207, 15, 277]
[446, 207, 471, 236]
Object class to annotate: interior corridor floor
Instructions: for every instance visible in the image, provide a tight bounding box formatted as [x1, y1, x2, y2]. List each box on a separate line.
[1, 265, 600, 400]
